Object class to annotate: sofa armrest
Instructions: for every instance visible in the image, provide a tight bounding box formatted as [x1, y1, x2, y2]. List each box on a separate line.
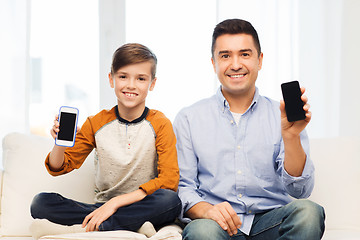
[1, 132, 95, 236]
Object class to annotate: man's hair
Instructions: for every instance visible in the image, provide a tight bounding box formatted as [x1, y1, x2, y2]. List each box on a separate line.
[211, 19, 261, 58]
[111, 43, 157, 79]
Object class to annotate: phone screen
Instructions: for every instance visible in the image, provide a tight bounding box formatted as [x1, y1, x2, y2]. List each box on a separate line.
[57, 112, 77, 141]
[281, 81, 306, 122]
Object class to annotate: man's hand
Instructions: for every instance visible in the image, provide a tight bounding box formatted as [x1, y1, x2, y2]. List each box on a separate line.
[280, 87, 312, 140]
[187, 201, 241, 236]
[82, 198, 118, 232]
[280, 87, 311, 177]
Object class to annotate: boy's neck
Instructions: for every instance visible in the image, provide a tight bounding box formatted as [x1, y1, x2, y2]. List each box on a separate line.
[116, 105, 147, 123]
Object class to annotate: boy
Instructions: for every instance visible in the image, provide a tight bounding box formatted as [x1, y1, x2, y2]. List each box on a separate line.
[30, 43, 181, 239]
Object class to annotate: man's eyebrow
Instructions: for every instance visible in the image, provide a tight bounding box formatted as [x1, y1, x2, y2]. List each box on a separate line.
[218, 49, 253, 55]
[239, 49, 253, 53]
[218, 50, 231, 55]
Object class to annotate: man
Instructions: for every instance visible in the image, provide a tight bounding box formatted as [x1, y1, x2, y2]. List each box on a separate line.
[173, 19, 325, 240]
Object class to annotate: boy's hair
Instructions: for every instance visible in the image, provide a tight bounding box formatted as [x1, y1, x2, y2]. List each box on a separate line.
[111, 43, 157, 79]
[211, 19, 262, 58]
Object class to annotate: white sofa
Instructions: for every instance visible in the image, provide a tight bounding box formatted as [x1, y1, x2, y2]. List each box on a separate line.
[0, 133, 182, 240]
[1, 133, 360, 239]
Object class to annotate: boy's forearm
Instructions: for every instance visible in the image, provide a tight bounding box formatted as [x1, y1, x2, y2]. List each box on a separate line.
[49, 145, 66, 171]
[112, 189, 147, 209]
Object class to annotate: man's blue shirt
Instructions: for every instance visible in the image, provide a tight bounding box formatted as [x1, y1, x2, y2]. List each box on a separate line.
[173, 87, 315, 235]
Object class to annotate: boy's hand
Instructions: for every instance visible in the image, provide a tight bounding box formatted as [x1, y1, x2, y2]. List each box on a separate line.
[82, 198, 119, 232]
[50, 114, 60, 140]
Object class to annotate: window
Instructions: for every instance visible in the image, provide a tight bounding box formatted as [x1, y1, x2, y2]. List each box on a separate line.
[124, 0, 218, 121]
[29, 0, 99, 135]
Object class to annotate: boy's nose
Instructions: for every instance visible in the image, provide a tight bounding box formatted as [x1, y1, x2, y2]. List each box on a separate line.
[127, 79, 136, 88]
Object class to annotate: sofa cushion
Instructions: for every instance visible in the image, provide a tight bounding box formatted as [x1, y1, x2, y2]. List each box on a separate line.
[309, 137, 360, 233]
[1, 133, 95, 236]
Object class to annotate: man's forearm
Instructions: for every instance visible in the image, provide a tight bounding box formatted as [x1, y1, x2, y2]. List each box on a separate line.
[185, 201, 213, 219]
[283, 135, 306, 177]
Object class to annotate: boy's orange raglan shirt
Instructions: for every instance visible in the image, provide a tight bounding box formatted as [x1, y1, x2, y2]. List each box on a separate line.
[45, 106, 179, 203]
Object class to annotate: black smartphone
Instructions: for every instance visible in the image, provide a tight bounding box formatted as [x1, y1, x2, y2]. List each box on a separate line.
[281, 81, 306, 122]
[55, 106, 79, 147]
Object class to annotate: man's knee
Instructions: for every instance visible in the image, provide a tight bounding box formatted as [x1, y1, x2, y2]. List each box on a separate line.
[289, 199, 325, 223]
[284, 199, 325, 238]
[182, 219, 229, 240]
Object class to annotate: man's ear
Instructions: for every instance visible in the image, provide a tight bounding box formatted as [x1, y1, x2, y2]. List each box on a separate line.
[108, 73, 114, 88]
[149, 77, 157, 91]
[258, 52, 264, 70]
[211, 57, 216, 73]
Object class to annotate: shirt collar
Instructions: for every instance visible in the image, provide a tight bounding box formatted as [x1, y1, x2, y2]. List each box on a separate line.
[115, 106, 149, 124]
[216, 86, 259, 113]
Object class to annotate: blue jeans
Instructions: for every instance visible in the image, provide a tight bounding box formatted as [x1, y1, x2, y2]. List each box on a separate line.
[182, 199, 325, 240]
[30, 189, 181, 231]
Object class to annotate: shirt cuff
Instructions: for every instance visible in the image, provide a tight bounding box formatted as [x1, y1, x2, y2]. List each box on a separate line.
[282, 155, 315, 198]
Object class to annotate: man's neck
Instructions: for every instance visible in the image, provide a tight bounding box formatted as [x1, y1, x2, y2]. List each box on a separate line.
[222, 88, 255, 114]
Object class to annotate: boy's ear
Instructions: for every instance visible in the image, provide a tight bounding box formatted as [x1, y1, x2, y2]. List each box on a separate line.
[108, 73, 114, 88]
[149, 77, 157, 91]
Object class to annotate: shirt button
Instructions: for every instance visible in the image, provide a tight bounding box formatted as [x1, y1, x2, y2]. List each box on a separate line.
[230, 120, 234, 124]
[248, 210, 252, 214]
[238, 194, 242, 198]
[237, 170, 242, 175]
[237, 145, 241, 149]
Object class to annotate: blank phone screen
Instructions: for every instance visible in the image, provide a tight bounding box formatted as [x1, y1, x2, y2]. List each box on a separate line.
[57, 112, 77, 141]
[281, 81, 306, 122]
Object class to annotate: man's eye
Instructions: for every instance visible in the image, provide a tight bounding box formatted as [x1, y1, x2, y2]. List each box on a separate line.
[221, 54, 230, 59]
[242, 53, 250, 57]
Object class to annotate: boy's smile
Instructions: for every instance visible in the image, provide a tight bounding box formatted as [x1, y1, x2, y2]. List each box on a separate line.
[109, 61, 156, 121]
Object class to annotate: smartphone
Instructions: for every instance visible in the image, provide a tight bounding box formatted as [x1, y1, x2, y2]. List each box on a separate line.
[281, 81, 306, 122]
[55, 106, 79, 147]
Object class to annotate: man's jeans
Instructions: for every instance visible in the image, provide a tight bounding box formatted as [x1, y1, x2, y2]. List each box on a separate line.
[182, 199, 325, 240]
[30, 189, 181, 231]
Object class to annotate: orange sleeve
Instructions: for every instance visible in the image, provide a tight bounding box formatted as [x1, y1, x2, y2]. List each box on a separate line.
[139, 110, 179, 194]
[45, 116, 96, 176]
[45, 107, 117, 176]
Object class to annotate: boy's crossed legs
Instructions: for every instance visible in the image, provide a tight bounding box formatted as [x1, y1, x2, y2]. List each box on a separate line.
[30, 189, 181, 238]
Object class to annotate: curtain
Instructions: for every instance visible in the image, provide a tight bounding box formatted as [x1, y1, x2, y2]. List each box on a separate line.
[0, 0, 30, 166]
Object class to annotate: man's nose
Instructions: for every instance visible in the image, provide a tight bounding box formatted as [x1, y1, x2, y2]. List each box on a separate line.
[230, 56, 243, 71]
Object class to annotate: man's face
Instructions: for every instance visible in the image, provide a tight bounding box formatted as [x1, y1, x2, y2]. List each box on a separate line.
[212, 33, 263, 98]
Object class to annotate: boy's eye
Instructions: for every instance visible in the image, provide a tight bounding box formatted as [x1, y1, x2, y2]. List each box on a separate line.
[138, 77, 146, 81]
[242, 53, 250, 57]
[118, 75, 126, 79]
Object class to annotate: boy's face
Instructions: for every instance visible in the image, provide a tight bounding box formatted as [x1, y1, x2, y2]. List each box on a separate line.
[109, 61, 156, 118]
[211, 33, 263, 99]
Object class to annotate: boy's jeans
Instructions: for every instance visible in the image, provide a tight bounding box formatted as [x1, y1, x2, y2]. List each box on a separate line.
[182, 199, 325, 240]
[30, 189, 181, 231]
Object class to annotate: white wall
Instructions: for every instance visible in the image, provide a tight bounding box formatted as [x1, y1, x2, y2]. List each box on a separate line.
[339, 0, 360, 137]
